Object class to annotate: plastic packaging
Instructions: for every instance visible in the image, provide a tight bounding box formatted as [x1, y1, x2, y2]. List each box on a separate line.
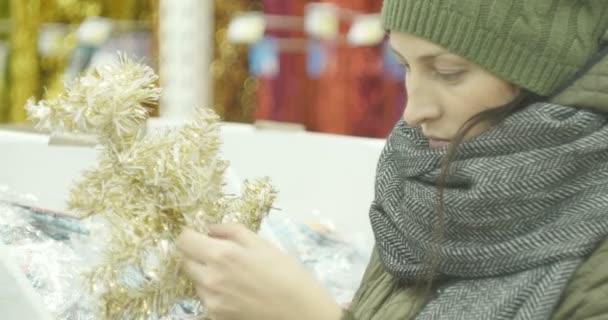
[1, 187, 369, 318]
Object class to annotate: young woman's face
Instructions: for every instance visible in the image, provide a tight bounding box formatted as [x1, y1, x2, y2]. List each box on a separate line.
[389, 32, 520, 148]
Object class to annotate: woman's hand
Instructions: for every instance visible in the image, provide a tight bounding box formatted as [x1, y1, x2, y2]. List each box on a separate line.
[177, 224, 343, 320]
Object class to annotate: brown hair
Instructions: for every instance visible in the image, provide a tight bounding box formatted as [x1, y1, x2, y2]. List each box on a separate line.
[407, 90, 542, 317]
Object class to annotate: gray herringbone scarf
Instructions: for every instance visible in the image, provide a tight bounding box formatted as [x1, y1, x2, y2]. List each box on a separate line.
[370, 103, 608, 319]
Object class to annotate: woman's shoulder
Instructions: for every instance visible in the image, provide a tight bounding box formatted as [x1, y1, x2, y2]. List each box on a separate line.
[551, 239, 608, 320]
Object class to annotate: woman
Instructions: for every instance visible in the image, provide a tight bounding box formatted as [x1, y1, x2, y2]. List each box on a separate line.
[177, 0, 608, 319]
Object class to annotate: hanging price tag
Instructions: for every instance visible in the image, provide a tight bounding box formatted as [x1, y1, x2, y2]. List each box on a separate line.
[228, 12, 266, 44]
[347, 14, 384, 46]
[304, 3, 339, 40]
[77, 17, 113, 47]
[307, 40, 330, 78]
[249, 37, 279, 77]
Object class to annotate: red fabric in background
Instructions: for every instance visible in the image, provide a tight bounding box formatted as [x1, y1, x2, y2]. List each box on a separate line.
[257, 0, 316, 128]
[257, 0, 406, 138]
[313, 0, 405, 138]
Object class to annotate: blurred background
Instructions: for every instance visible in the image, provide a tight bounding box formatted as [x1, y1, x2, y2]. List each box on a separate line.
[0, 0, 407, 138]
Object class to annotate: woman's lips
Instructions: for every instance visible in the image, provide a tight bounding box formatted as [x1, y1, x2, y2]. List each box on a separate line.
[428, 138, 451, 148]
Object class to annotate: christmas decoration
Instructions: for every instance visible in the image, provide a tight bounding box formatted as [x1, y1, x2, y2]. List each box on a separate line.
[25, 54, 277, 319]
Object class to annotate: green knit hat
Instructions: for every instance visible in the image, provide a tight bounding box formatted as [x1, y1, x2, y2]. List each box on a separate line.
[381, 0, 608, 96]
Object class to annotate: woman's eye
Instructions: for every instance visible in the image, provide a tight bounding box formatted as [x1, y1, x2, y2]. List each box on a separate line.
[436, 70, 464, 82]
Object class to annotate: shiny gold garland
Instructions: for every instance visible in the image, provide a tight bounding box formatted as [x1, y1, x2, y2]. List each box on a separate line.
[5, 0, 153, 123]
[212, 0, 261, 123]
[6, 0, 244, 124]
[0, 1, 9, 122]
[6, 0, 254, 123]
[9, 0, 41, 123]
[26, 55, 276, 319]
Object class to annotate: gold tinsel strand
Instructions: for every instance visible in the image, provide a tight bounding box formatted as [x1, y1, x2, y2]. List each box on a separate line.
[26, 55, 277, 319]
[9, 0, 41, 123]
[212, 0, 261, 123]
[0, 0, 9, 122]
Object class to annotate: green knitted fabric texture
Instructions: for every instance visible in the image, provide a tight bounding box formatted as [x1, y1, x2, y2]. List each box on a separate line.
[381, 0, 608, 96]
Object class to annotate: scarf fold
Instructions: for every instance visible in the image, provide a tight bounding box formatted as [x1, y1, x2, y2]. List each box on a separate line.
[370, 103, 608, 319]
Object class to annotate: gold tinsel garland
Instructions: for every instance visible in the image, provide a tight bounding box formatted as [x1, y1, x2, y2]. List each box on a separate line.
[212, 0, 261, 123]
[26, 55, 277, 319]
[5, 0, 254, 123]
[4, 0, 154, 123]
[8, 0, 41, 123]
[0, 0, 8, 121]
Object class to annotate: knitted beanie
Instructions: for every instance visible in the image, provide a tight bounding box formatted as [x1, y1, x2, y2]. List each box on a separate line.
[381, 0, 608, 96]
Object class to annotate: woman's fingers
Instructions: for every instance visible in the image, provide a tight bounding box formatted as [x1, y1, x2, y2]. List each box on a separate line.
[177, 228, 234, 265]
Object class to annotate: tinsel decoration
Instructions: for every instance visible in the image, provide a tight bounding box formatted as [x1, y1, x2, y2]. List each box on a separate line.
[25, 54, 277, 319]
[8, 0, 41, 123]
[212, 0, 261, 122]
